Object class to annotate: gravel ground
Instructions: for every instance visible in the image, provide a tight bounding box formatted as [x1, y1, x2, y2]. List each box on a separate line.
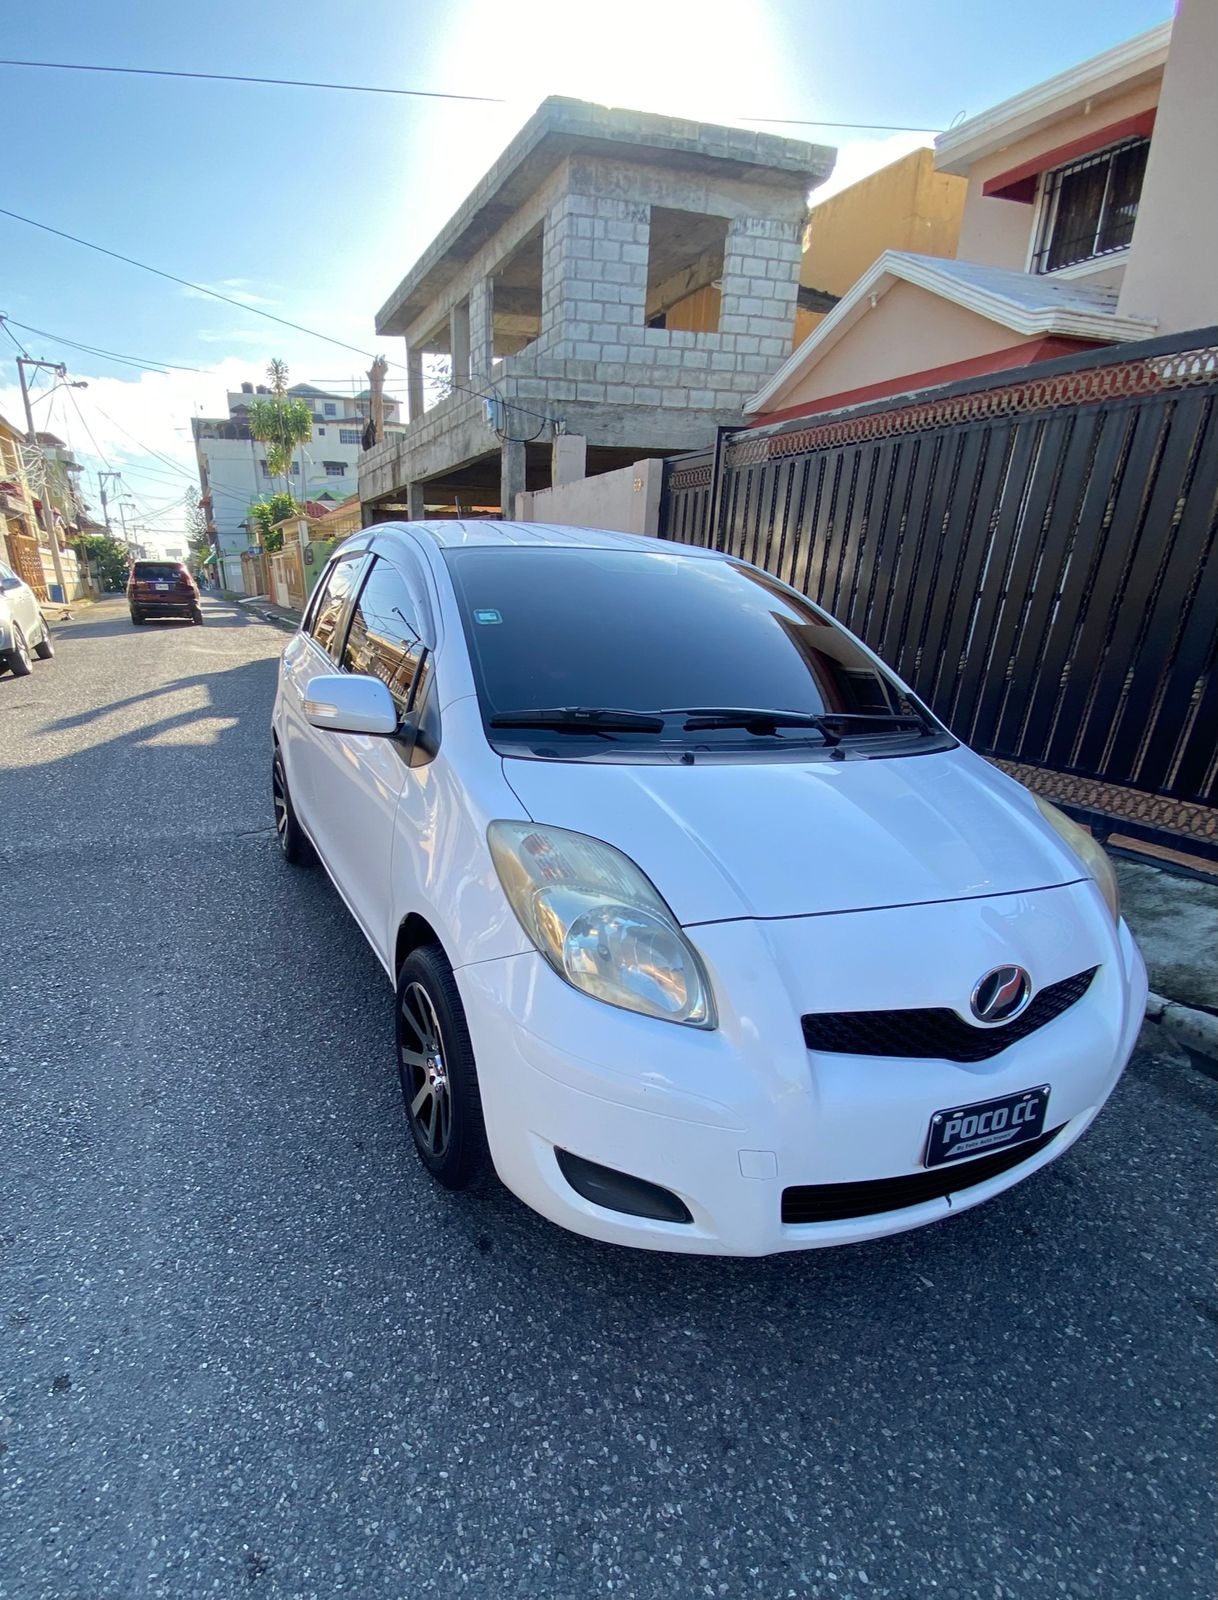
[1, 597, 1214, 1600]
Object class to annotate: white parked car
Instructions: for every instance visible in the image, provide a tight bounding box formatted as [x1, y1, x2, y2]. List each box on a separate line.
[271, 522, 1146, 1255]
[0, 560, 54, 677]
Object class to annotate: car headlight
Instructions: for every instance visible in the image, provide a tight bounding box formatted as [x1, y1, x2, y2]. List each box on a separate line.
[487, 821, 715, 1027]
[1033, 796, 1120, 924]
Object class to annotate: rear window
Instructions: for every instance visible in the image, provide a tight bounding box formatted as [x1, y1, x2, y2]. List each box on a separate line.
[133, 562, 187, 581]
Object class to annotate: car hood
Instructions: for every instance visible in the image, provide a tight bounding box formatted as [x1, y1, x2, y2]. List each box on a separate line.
[500, 747, 1085, 924]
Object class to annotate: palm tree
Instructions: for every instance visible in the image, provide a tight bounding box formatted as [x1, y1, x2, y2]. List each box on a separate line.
[247, 359, 313, 498]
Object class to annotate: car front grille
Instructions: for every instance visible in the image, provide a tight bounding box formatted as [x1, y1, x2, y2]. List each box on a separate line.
[800, 967, 1098, 1064]
[781, 1126, 1065, 1224]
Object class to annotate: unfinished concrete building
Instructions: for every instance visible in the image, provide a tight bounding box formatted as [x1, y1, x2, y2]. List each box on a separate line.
[360, 97, 833, 520]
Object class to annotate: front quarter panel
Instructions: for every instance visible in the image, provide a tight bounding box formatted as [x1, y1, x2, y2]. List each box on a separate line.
[388, 693, 533, 970]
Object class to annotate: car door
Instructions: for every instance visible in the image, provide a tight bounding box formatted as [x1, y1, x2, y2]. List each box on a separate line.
[303, 551, 435, 964]
[278, 548, 370, 853]
[0, 563, 38, 642]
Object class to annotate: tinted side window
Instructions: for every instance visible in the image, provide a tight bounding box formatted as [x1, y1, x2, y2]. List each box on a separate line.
[342, 558, 426, 716]
[309, 554, 364, 662]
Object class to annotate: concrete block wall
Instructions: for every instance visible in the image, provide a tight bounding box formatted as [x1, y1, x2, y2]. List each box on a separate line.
[539, 191, 652, 360]
[366, 142, 818, 507]
[719, 217, 804, 353]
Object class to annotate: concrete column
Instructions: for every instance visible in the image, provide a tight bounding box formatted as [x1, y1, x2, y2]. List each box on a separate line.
[500, 438, 526, 518]
[551, 433, 586, 487]
[468, 277, 494, 379]
[450, 299, 471, 383]
[407, 482, 426, 519]
[405, 346, 424, 422]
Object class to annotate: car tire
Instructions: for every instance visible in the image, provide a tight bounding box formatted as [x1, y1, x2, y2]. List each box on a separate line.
[396, 945, 489, 1191]
[272, 749, 315, 866]
[33, 626, 54, 660]
[190, 605, 203, 625]
[8, 625, 32, 677]
[130, 610, 145, 626]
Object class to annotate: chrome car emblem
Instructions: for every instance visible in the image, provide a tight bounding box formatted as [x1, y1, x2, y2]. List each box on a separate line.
[970, 965, 1032, 1025]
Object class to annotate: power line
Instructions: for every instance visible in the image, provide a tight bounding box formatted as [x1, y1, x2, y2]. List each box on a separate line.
[0, 206, 376, 359]
[0, 59, 942, 130]
[0, 315, 30, 358]
[65, 383, 113, 469]
[2, 315, 201, 372]
[0, 58, 507, 104]
[0, 204, 558, 434]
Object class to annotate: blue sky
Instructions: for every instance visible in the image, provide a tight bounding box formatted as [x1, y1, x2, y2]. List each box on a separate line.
[0, 0, 1173, 544]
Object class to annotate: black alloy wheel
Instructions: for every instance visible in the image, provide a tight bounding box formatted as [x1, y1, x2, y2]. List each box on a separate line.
[8, 625, 32, 677]
[395, 945, 489, 1190]
[271, 749, 315, 865]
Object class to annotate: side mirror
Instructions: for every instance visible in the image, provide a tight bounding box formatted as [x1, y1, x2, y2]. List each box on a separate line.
[303, 673, 398, 736]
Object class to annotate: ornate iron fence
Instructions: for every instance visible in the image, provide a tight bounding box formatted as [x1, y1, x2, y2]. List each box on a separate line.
[661, 329, 1218, 853]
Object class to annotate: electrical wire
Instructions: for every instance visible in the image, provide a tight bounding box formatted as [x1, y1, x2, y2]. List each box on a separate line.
[1, 315, 30, 359]
[0, 59, 943, 130]
[0, 59, 507, 104]
[2, 316, 200, 372]
[0, 204, 559, 438]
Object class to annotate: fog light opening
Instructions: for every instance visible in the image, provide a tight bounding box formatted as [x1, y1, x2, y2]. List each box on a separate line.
[555, 1149, 693, 1224]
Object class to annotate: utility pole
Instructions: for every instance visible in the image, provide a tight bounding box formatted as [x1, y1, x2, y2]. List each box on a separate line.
[98, 470, 122, 531]
[16, 354, 72, 615]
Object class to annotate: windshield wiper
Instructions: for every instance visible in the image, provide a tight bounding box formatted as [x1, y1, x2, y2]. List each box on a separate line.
[817, 710, 932, 734]
[676, 706, 932, 741]
[677, 708, 840, 742]
[489, 706, 667, 733]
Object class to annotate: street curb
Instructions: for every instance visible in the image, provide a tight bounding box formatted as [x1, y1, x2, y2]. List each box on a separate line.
[257, 609, 299, 634]
[1144, 991, 1218, 1070]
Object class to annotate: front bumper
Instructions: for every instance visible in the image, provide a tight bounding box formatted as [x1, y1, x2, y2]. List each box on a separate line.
[457, 884, 1147, 1255]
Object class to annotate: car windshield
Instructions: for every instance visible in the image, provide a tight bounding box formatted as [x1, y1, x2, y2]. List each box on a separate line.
[445, 546, 952, 763]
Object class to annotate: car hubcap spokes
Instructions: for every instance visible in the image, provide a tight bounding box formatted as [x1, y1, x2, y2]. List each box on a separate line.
[272, 769, 288, 845]
[400, 983, 451, 1157]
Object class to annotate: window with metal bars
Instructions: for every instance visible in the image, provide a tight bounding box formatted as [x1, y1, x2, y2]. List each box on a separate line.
[1032, 136, 1149, 274]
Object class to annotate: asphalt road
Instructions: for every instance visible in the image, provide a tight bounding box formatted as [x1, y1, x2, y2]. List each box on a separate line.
[2, 596, 1214, 1600]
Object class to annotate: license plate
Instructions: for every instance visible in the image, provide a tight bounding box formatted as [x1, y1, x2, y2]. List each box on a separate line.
[925, 1086, 1050, 1168]
[155, 582, 169, 591]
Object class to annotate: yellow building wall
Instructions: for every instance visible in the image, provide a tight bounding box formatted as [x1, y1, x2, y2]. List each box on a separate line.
[665, 284, 722, 334]
[801, 147, 966, 299]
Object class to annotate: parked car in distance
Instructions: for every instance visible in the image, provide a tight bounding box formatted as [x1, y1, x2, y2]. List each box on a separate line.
[0, 560, 54, 677]
[270, 522, 1147, 1256]
[128, 560, 202, 626]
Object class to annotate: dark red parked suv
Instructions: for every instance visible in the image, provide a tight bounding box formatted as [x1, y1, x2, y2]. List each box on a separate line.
[128, 560, 203, 626]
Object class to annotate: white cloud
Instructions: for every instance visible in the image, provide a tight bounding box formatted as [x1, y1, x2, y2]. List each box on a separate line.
[195, 327, 273, 345]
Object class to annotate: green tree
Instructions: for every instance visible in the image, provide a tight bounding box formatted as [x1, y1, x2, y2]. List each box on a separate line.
[186, 493, 212, 573]
[247, 358, 313, 493]
[77, 532, 131, 591]
[249, 491, 299, 553]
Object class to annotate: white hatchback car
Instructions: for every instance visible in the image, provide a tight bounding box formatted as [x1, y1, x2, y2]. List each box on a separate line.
[0, 560, 54, 677]
[272, 522, 1146, 1255]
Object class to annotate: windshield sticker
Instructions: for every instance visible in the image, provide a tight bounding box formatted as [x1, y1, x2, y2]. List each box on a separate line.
[473, 609, 502, 624]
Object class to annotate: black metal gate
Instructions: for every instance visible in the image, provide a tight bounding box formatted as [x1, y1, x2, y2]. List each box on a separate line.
[661, 330, 1218, 854]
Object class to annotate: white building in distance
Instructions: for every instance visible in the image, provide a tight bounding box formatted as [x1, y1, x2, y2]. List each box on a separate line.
[192, 381, 401, 592]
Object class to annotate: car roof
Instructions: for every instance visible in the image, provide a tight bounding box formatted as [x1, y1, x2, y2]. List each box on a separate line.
[368, 519, 724, 556]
